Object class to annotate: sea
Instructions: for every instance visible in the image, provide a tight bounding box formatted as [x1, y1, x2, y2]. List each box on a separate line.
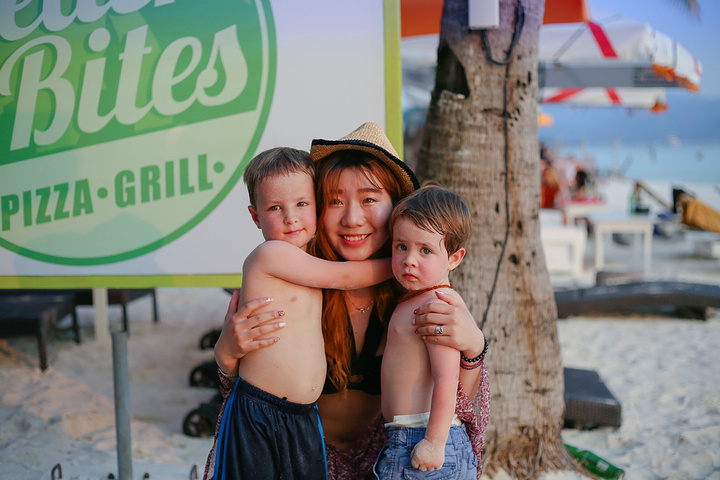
[556, 140, 720, 185]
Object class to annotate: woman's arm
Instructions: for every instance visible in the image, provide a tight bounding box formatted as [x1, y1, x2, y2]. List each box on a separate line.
[213, 290, 287, 375]
[413, 291, 485, 397]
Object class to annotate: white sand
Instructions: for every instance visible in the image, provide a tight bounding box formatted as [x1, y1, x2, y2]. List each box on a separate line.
[0, 288, 226, 480]
[2, 288, 719, 480]
[1, 177, 719, 479]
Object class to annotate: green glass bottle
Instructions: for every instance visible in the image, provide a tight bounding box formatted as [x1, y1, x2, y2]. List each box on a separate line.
[565, 444, 626, 479]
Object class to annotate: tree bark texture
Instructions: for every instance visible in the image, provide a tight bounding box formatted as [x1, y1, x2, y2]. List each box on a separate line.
[415, 1, 578, 477]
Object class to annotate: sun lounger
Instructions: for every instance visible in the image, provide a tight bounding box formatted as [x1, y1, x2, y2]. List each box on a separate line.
[555, 281, 720, 320]
[0, 288, 158, 335]
[0, 293, 79, 371]
[71, 289, 159, 334]
[564, 367, 622, 430]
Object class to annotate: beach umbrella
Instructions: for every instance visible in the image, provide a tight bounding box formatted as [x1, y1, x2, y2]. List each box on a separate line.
[537, 9, 702, 110]
[399, 0, 701, 112]
[539, 87, 668, 111]
[400, 0, 590, 37]
[399, 0, 591, 103]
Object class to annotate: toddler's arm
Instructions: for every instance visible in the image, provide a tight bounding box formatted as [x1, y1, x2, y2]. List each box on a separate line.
[414, 290, 485, 397]
[249, 240, 392, 289]
[411, 342, 460, 472]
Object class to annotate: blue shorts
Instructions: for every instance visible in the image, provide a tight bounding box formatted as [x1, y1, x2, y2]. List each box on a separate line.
[374, 425, 477, 479]
[214, 376, 327, 479]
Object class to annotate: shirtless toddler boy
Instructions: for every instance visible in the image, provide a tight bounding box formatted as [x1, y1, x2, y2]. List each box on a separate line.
[213, 147, 391, 480]
[377, 183, 478, 479]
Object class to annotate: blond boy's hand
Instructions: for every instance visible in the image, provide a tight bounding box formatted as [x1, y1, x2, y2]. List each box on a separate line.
[411, 438, 445, 471]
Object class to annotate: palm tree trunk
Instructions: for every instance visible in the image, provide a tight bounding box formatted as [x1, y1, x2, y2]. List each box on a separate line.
[416, 0, 578, 477]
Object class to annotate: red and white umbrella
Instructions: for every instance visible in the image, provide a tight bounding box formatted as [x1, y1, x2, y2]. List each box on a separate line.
[539, 87, 668, 111]
[538, 11, 702, 109]
[399, 0, 702, 112]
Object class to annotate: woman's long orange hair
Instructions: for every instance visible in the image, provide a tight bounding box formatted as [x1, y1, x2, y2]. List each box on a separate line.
[310, 151, 405, 391]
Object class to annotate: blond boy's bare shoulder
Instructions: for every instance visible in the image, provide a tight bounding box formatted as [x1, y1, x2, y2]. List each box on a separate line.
[245, 240, 300, 266]
[249, 239, 298, 256]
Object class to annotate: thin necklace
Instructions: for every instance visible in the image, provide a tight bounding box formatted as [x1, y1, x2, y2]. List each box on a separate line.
[398, 283, 453, 304]
[347, 295, 374, 313]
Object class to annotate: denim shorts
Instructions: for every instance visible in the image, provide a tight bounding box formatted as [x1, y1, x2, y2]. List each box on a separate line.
[374, 425, 477, 479]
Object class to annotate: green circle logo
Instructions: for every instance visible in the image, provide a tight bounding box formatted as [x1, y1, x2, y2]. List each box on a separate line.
[0, 0, 276, 265]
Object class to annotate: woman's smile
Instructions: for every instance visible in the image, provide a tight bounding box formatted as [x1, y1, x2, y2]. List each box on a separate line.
[340, 233, 370, 245]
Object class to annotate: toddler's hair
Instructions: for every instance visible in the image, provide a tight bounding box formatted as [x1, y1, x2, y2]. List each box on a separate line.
[390, 181, 471, 255]
[243, 147, 314, 207]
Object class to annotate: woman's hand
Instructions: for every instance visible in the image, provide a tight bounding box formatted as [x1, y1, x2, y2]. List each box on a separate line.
[413, 290, 484, 356]
[213, 289, 287, 374]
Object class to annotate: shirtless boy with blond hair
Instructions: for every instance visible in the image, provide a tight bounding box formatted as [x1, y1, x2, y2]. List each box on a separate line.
[377, 182, 479, 479]
[212, 147, 391, 480]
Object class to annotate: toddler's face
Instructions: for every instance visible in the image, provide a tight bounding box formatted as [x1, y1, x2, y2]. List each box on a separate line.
[391, 217, 463, 291]
[249, 171, 317, 250]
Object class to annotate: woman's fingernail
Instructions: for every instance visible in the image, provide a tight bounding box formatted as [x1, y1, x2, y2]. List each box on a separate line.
[412, 318, 416, 325]
[265, 297, 273, 303]
[278, 322, 286, 328]
[278, 310, 285, 317]
[436, 290, 447, 295]
[413, 309, 418, 314]
[414, 329, 418, 334]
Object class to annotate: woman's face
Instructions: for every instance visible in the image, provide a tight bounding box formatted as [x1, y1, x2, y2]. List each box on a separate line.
[321, 167, 394, 261]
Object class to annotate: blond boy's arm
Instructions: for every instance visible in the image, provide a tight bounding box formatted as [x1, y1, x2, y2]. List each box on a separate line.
[249, 240, 392, 289]
[411, 342, 460, 471]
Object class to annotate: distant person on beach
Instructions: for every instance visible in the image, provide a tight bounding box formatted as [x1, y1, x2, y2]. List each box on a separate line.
[210, 147, 393, 479]
[540, 159, 564, 208]
[539, 145, 566, 209]
[207, 123, 489, 480]
[675, 189, 720, 234]
[376, 183, 483, 479]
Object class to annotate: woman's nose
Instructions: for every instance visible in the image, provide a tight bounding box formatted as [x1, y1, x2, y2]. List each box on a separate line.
[341, 202, 364, 227]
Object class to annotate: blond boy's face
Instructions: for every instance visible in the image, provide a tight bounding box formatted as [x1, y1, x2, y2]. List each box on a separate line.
[248, 172, 317, 250]
[391, 217, 465, 292]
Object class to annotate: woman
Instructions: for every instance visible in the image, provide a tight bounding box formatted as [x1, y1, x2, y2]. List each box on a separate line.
[207, 123, 488, 480]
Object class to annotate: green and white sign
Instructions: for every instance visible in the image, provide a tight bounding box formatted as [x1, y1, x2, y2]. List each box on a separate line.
[0, 0, 402, 287]
[1, 0, 275, 264]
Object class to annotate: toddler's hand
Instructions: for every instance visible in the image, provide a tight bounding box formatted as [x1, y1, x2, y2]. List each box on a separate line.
[411, 438, 445, 471]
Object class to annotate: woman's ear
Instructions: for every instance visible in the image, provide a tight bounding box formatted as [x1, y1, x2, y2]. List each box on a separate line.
[248, 205, 262, 229]
[448, 247, 466, 271]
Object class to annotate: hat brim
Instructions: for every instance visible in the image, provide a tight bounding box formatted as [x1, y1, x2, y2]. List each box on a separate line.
[310, 139, 419, 198]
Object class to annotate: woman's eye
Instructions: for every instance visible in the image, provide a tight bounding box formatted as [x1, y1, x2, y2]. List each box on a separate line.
[363, 197, 377, 204]
[298, 201, 310, 207]
[329, 198, 342, 206]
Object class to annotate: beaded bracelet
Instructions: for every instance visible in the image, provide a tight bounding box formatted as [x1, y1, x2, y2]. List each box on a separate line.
[217, 366, 239, 379]
[460, 336, 489, 364]
[460, 358, 484, 370]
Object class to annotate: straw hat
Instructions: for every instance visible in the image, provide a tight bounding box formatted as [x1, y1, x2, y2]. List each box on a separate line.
[310, 122, 419, 197]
